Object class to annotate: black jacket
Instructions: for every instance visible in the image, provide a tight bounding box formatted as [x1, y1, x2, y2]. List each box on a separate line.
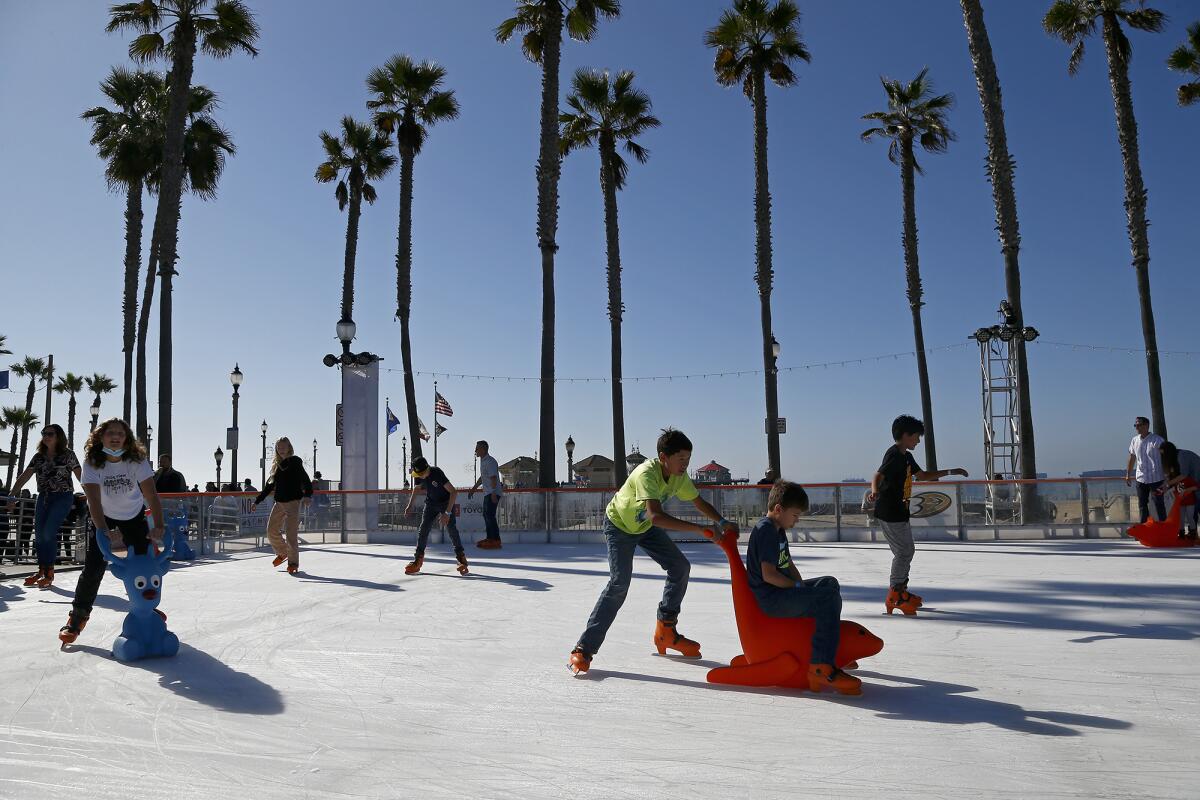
[255, 456, 314, 504]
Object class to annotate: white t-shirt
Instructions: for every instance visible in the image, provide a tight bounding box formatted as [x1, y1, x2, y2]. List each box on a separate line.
[480, 454, 503, 497]
[81, 458, 155, 521]
[1129, 433, 1165, 483]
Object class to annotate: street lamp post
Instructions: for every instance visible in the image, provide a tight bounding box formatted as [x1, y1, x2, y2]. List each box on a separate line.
[146, 424, 154, 468]
[214, 446, 224, 492]
[402, 436, 408, 488]
[312, 438, 318, 477]
[565, 435, 575, 485]
[229, 364, 243, 490]
[89, 400, 101, 432]
[260, 420, 268, 487]
[766, 335, 782, 478]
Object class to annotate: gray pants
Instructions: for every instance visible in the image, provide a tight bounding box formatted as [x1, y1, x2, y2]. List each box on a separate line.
[878, 519, 914, 588]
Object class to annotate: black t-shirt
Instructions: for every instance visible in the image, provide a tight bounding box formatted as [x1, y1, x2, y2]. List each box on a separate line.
[154, 468, 187, 494]
[873, 444, 922, 522]
[745, 517, 794, 604]
[415, 467, 452, 506]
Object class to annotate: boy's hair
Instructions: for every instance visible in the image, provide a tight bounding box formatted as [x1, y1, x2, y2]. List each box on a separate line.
[1135, 416, 1150, 427]
[1161, 441, 1180, 477]
[767, 480, 809, 512]
[656, 428, 693, 456]
[476, 440, 489, 451]
[891, 414, 925, 441]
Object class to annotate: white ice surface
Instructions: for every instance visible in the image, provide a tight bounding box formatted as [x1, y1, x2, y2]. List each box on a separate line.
[1, 539, 1197, 800]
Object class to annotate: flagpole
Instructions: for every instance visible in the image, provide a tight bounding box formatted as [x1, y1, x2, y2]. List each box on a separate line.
[433, 380, 438, 468]
[385, 396, 390, 490]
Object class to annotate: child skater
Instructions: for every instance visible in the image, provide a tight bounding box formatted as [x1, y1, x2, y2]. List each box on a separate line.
[568, 428, 737, 675]
[251, 437, 313, 574]
[866, 415, 967, 616]
[745, 480, 861, 695]
[59, 418, 164, 646]
[402, 456, 469, 576]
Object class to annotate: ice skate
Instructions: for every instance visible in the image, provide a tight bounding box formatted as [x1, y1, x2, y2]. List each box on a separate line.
[653, 620, 701, 658]
[272, 554, 286, 567]
[36, 567, 54, 589]
[23, 569, 43, 587]
[568, 647, 592, 675]
[58, 610, 89, 648]
[455, 550, 470, 575]
[886, 587, 920, 616]
[287, 562, 299, 575]
[404, 553, 424, 575]
[807, 663, 862, 696]
[476, 538, 502, 550]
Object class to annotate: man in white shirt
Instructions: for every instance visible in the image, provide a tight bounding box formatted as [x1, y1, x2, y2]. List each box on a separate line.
[1126, 416, 1166, 522]
[467, 440, 504, 549]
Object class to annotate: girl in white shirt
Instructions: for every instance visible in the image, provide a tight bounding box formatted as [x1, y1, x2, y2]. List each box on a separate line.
[59, 418, 164, 646]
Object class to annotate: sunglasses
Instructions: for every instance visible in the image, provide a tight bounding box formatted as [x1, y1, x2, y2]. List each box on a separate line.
[41, 430, 56, 437]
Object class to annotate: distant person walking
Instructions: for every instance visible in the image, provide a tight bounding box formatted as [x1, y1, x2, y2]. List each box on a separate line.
[153, 454, 187, 494]
[467, 440, 503, 549]
[6, 424, 81, 587]
[1126, 416, 1165, 523]
[251, 437, 313, 575]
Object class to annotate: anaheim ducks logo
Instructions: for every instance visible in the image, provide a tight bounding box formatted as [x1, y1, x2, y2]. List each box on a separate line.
[908, 491, 952, 518]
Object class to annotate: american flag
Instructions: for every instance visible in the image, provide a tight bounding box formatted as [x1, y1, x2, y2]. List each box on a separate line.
[434, 392, 454, 417]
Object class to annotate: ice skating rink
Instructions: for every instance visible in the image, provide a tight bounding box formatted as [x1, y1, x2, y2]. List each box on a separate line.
[2, 539, 1197, 799]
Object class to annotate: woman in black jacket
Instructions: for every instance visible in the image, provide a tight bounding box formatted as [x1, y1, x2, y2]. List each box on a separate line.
[250, 437, 312, 574]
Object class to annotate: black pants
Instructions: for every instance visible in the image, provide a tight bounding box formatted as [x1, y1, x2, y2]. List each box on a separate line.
[71, 512, 150, 617]
[415, 501, 463, 555]
[1136, 480, 1166, 523]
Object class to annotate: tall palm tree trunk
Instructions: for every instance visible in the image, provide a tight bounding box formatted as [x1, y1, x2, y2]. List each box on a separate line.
[599, 134, 627, 484]
[122, 178, 143, 421]
[136, 222, 161, 440]
[961, 0, 1039, 514]
[153, 25, 198, 456]
[536, 0, 563, 488]
[1102, 13, 1166, 438]
[6, 428, 19, 486]
[396, 147, 422, 459]
[341, 188, 363, 325]
[18, 378, 37, 474]
[900, 135, 938, 470]
[67, 395, 77, 450]
[752, 70, 781, 477]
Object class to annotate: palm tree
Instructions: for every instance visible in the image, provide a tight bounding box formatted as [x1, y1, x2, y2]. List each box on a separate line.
[366, 55, 460, 461]
[83, 67, 162, 423]
[705, 0, 809, 478]
[0, 335, 10, 356]
[133, 81, 235, 440]
[1167, 21, 1200, 105]
[560, 68, 660, 485]
[1044, 0, 1168, 436]
[315, 117, 397, 333]
[497, 0, 621, 487]
[861, 69, 954, 470]
[85, 374, 117, 433]
[960, 0, 1041, 514]
[53, 373, 86, 449]
[3, 408, 38, 487]
[107, 0, 258, 456]
[10, 358, 49, 474]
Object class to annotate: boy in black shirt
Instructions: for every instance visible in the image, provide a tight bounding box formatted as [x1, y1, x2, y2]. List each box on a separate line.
[402, 457, 468, 576]
[746, 480, 861, 695]
[867, 415, 967, 615]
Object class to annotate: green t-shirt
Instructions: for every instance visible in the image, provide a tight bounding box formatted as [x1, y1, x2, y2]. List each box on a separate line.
[606, 458, 701, 534]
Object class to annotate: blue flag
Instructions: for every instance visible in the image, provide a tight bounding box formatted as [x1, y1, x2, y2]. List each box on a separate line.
[386, 406, 400, 436]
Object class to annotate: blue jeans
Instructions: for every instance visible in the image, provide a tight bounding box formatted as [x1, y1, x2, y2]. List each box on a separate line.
[577, 519, 691, 655]
[754, 577, 843, 665]
[416, 501, 463, 554]
[483, 494, 501, 540]
[34, 492, 74, 568]
[1137, 480, 1166, 523]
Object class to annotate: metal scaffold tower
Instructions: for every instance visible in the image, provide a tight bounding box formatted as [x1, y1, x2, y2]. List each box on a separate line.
[971, 301, 1039, 524]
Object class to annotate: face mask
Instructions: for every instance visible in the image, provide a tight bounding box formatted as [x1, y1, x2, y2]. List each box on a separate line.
[102, 447, 125, 457]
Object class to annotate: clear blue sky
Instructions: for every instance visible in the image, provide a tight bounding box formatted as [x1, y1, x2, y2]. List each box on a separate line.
[2, 1, 1197, 488]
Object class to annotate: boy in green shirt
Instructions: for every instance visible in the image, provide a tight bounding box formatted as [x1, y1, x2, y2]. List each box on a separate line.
[568, 428, 738, 675]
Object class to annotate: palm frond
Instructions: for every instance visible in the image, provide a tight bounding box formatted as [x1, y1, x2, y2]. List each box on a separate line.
[1179, 81, 1200, 105]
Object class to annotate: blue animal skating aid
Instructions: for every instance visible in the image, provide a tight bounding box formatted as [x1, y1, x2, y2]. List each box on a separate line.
[94, 529, 181, 662]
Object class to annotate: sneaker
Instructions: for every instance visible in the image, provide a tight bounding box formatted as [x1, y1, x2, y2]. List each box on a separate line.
[807, 663, 863, 696]
[568, 647, 592, 675]
[272, 554, 287, 567]
[476, 538, 502, 550]
[404, 554, 424, 575]
[653, 620, 701, 658]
